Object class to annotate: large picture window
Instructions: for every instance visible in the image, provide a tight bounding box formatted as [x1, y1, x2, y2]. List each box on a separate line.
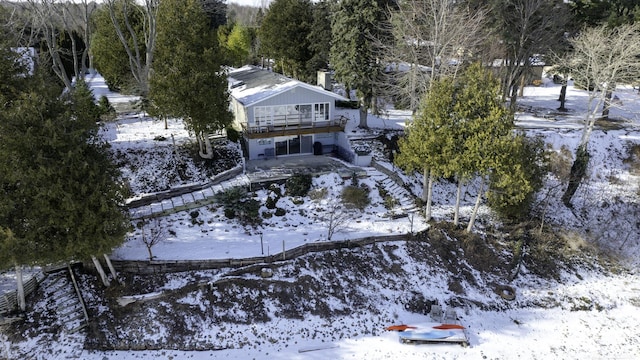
[254, 103, 329, 127]
[274, 135, 313, 156]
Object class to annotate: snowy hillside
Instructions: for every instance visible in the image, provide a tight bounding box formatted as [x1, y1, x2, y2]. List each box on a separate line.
[1, 74, 639, 360]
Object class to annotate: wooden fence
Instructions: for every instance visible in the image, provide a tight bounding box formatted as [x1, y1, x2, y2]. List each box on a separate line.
[0, 272, 44, 320]
[109, 234, 411, 274]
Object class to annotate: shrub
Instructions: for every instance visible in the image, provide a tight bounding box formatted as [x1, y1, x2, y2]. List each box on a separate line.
[215, 186, 262, 225]
[97, 95, 116, 120]
[488, 135, 547, 221]
[291, 197, 305, 205]
[384, 195, 397, 210]
[548, 144, 573, 182]
[236, 198, 262, 226]
[274, 207, 287, 216]
[309, 187, 328, 200]
[336, 99, 359, 109]
[214, 186, 247, 205]
[226, 127, 240, 142]
[224, 208, 236, 219]
[265, 196, 278, 209]
[268, 183, 283, 197]
[342, 185, 370, 210]
[286, 173, 312, 197]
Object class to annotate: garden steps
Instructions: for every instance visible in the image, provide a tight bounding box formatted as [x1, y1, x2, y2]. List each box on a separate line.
[129, 175, 251, 220]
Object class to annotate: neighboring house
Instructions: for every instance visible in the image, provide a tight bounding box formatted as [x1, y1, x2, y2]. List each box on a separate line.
[228, 65, 349, 160]
[490, 56, 546, 86]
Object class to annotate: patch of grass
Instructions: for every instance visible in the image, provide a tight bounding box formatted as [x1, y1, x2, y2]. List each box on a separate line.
[309, 187, 328, 200]
[286, 174, 312, 197]
[623, 143, 640, 175]
[547, 144, 573, 182]
[341, 186, 370, 210]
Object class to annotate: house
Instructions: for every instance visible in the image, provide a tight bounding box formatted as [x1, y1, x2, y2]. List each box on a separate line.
[228, 66, 349, 160]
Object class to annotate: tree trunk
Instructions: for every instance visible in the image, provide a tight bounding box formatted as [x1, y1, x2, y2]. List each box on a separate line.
[421, 167, 428, 202]
[558, 81, 567, 111]
[16, 264, 25, 312]
[103, 254, 123, 285]
[466, 176, 485, 233]
[454, 178, 462, 226]
[358, 104, 368, 128]
[509, 84, 519, 112]
[91, 255, 110, 287]
[562, 143, 590, 207]
[518, 75, 525, 97]
[422, 168, 433, 221]
[198, 132, 214, 159]
[146, 245, 154, 261]
[602, 88, 613, 119]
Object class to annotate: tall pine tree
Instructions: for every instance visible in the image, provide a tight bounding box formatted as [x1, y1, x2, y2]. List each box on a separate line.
[258, 0, 314, 81]
[330, 0, 394, 128]
[149, 0, 232, 159]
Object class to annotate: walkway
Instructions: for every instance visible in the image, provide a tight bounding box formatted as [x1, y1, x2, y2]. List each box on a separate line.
[128, 155, 419, 220]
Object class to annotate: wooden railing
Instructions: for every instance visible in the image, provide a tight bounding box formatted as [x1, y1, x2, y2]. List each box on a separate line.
[241, 116, 348, 138]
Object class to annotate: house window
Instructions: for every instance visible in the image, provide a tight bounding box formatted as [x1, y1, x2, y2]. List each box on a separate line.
[254, 106, 272, 127]
[275, 139, 288, 156]
[274, 135, 313, 156]
[289, 137, 300, 154]
[314, 103, 329, 122]
[297, 104, 312, 124]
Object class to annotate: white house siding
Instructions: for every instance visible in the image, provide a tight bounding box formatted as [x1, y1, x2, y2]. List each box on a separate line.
[244, 86, 337, 127]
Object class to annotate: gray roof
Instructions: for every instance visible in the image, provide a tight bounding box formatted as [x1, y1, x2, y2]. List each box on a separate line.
[228, 65, 347, 106]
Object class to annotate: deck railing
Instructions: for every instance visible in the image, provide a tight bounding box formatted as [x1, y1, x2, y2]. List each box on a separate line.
[241, 116, 347, 136]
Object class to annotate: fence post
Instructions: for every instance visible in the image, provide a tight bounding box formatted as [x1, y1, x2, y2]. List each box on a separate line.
[92, 255, 110, 287]
[103, 254, 123, 285]
[16, 265, 25, 312]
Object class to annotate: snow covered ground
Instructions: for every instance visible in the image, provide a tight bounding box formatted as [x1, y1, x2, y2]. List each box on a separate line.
[2, 74, 640, 359]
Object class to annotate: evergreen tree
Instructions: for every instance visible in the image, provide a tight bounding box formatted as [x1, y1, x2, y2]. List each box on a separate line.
[149, 0, 232, 159]
[306, 0, 332, 74]
[396, 63, 518, 231]
[453, 63, 514, 231]
[395, 77, 458, 221]
[0, 76, 130, 269]
[488, 133, 547, 221]
[571, 0, 640, 27]
[258, 0, 314, 81]
[223, 22, 252, 67]
[91, 0, 146, 92]
[330, 0, 394, 128]
[0, 45, 28, 104]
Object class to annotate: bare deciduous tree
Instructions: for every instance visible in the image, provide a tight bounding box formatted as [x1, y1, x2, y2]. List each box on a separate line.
[318, 200, 352, 242]
[383, 0, 487, 112]
[24, 0, 96, 90]
[104, 0, 159, 97]
[139, 218, 167, 261]
[491, 0, 568, 111]
[560, 23, 640, 206]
